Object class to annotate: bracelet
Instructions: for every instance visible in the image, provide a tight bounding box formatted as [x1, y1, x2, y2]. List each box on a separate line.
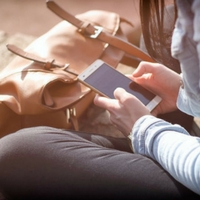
[127, 133, 134, 153]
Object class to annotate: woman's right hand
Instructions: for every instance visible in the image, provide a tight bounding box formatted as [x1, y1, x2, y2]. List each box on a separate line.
[130, 61, 182, 116]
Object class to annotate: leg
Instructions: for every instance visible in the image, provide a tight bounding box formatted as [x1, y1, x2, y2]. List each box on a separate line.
[0, 126, 197, 200]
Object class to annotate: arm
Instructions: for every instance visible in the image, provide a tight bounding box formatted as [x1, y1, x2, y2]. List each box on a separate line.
[94, 85, 200, 195]
[131, 115, 200, 195]
[131, 1, 200, 193]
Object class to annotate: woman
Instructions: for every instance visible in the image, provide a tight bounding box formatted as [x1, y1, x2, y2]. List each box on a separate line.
[0, 0, 198, 199]
[95, 0, 200, 196]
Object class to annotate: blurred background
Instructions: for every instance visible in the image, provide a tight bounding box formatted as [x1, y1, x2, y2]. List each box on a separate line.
[0, 0, 140, 37]
[0, 0, 141, 70]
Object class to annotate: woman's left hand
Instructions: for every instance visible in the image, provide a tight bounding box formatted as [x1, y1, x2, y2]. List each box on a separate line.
[94, 88, 151, 137]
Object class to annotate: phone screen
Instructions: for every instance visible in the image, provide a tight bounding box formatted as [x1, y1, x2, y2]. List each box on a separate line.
[82, 62, 156, 106]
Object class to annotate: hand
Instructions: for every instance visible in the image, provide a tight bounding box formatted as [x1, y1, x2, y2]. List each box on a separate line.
[94, 88, 150, 137]
[131, 61, 182, 116]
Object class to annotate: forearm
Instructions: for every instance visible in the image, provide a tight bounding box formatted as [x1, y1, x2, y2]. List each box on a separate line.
[130, 115, 200, 195]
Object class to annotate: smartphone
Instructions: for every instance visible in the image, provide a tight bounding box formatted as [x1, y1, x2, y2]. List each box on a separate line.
[78, 59, 161, 111]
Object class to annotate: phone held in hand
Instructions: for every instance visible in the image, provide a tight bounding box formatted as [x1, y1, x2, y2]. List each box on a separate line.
[78, 59, 161, 112]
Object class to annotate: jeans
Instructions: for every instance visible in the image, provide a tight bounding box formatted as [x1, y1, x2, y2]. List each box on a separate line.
[0, 126, 198, 200]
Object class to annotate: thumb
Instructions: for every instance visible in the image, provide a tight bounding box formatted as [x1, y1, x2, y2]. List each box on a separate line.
[132, 73, 152, 88]
[114, 87, 138, 104]
[113, 87, 127, 100]
[133, 61, 156, 78]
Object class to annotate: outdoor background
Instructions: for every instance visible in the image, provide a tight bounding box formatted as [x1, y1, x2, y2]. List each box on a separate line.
[0, 0, 139, 37]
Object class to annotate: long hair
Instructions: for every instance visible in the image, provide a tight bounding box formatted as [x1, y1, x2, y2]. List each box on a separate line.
[139, 0, 180, 72]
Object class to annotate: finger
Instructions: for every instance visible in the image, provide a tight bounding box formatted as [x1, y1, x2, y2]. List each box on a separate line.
[114, 87, 134, 102]
[113, 87, 126, 100]
[132, 73, 152, 87]
[125, 74, 134, 80]
[133, 61, 157, 77]
[94, 94, 116, 110]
